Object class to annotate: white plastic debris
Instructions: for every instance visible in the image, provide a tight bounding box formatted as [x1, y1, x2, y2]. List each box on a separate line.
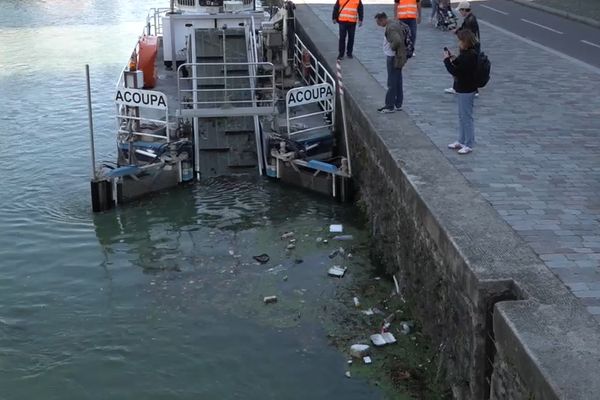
[281, 232, 295, 240]
[329, 224, 343, 233]
[362, 308, 375, 316]
[350, 344, 370, 358]
[370, 334, 387, 347]
[286, 244, 296, 250]
[228, 250, 235, 256]
[263, 296, 278, 304]
[382, 332, 397, 344]
[345, 371, 351, 378]
[347, 359, 353, 365]
[363, 356, 372, 364]
[328, 266, 347, 278]
[333, 235, 354, 241]
[353, 297, 360, 307]
[400, 321, 414, 335]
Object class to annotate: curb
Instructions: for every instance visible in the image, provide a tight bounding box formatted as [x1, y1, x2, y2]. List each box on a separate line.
[506, 0, 600, 28]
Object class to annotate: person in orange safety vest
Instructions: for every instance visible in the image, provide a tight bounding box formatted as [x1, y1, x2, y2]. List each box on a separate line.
[394, 0, 421, 49]
[332, 0, 364, 60]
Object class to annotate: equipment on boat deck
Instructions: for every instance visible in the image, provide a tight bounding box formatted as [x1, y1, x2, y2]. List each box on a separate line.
[89, 0, 352, 212]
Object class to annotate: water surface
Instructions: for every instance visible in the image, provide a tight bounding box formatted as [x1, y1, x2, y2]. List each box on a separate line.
[0, 1, 383, 398]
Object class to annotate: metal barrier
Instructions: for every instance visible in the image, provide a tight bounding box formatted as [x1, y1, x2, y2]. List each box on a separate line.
[176, 62, 276, 118]
[115, 88, 171, 142]
[176, 0, 255, 12]
[286, 35, 336, 137]
[286, 35, 337, 136]
[146, 8, 169, 36]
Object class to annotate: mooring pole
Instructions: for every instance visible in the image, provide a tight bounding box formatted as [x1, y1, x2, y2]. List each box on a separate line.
[86, 64, 97, 180]
[336, 59, 352, 177]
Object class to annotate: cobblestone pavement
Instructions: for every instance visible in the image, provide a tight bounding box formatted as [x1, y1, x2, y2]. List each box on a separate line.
[303, 1, 600, 317]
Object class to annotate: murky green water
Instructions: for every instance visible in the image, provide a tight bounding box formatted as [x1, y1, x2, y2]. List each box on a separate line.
[0, 1, 383, 398]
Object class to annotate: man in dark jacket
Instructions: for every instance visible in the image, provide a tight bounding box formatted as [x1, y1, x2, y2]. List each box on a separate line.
[375, 12, 410, 113]
[332, 0, 364, 60]
[455, 1, 479, 43]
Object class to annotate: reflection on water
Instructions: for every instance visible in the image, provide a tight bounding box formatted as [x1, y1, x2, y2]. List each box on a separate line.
[0, 1, 383, 399]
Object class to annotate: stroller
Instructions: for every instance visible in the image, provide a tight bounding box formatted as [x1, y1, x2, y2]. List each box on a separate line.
[434, 0, 458, 31]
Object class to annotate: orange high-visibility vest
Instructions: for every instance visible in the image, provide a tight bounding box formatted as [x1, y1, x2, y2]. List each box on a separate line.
[338, 0, 360, 23]
[396, 0, 418, 19]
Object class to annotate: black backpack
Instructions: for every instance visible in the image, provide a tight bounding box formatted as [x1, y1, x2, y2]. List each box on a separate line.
[475, 51, 491, 88]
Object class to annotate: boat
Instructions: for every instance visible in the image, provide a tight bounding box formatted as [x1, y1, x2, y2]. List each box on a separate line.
[89, 0, 352, 212]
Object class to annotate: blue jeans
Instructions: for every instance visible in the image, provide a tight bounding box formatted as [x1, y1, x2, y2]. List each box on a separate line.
[400, 18, 417, 47]
[457, 92, 476, 147]
[386, 56, 403, 109]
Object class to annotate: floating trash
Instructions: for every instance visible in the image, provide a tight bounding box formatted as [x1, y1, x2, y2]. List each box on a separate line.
[370, 334, 387, 347]
[361, 308, 374, 316]
[281, 232, 295, 240]
[363, 356, 372, 364]
[253, 253, 270, 264]
[400, 321, 414, 335]
[353, 297, 360, 308]
[381, 332, 397, 344]
[286, 244, 296, 250]
[350, 344, 370, 358]
[328, 266, 347, 278]
[345, 371, 351, 378]
[263, 296, 278, 304]
[329, 224, 343, 233]
[332, 235, 353, 241]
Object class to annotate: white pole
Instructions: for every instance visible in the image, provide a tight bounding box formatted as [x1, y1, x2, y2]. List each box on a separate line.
[86, 64, 97, 180]
[336, 59, 352, 177]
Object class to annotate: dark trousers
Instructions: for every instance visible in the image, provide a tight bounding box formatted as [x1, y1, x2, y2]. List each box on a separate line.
[400, 18, 417, 47]
[385, 56, 403, 109]
[338, 22, 356, 57]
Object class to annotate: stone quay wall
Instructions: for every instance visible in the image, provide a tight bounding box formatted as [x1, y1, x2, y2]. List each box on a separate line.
[295, 5, 600, 399]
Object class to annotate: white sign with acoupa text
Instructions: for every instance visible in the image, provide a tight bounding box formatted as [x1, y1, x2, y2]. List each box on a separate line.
[115, 88, 168, 110]
[286, 83, 334, 108]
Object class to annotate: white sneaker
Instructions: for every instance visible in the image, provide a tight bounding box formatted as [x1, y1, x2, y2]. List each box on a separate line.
[448, 141, 462, 150]
[444, 87, 456, 94]
[458, 146, 472, 154]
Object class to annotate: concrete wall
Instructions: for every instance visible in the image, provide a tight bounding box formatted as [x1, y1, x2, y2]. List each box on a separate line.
[294, 6, 600, 399]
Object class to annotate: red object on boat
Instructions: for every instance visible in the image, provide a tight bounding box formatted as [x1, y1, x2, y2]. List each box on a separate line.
[138, 35, 158, 88]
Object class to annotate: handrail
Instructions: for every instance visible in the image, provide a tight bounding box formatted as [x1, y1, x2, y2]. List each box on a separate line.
[177, 62, 275, 109]
[293, 34, 337, 129]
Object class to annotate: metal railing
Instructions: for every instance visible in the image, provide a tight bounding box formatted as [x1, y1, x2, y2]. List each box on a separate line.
[176, 0, 255, 12]
[146, 8, 170, 37]
[287, 35, 337, 136]
[115, 98, 171, 142]
[177, 62, 276, 115]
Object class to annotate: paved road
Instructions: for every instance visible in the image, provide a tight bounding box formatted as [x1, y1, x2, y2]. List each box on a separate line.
[301, 0, 600, 319]
[472, 0, 600, 68]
